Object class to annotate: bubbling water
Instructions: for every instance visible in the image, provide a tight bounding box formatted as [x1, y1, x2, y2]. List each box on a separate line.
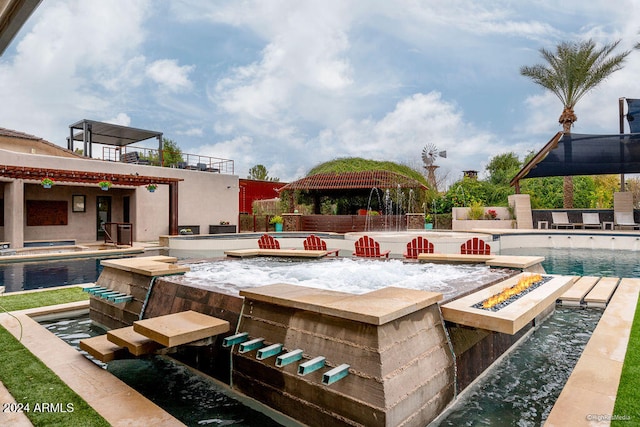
[184, 257, 512, 300]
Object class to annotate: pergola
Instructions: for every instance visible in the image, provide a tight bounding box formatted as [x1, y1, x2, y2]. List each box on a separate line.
[279, 170, 428, 213]
[0, 164, 183, 235]
[68, 119, 163, 163]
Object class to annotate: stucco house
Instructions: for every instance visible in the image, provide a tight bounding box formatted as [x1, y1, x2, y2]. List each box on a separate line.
[0, 125, 239, 248]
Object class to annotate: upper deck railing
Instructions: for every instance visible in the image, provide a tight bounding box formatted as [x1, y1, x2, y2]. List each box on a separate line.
[102, 145, 234, 175]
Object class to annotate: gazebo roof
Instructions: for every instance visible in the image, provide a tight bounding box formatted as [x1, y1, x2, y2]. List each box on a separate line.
[279, 170, 428, 191]
[69, 119, 162, 147]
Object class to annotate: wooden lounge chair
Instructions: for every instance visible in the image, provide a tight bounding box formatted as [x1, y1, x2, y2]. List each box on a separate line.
[614, 212, 640, 230]
[303, 234, 339, 256]
[460, 237, 490, 255]
[581, 212, 602, 229]
[257, 234, 281, 249]
[404, 236, 434, 259]
[353, 236, 390, 258]
[551, 212, 574, 229]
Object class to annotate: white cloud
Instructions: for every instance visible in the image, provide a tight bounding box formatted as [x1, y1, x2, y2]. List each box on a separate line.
[145, 59, 195, 92]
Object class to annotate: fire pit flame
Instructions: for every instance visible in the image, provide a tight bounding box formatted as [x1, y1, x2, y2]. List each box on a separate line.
[481, 273, 543, 309]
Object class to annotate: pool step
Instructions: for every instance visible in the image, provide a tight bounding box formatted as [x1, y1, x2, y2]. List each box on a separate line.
[133, 310, 230, 347]
[107, 326, 162, 356]
[79, 335, 130, 363]
[557, 276, 599, 306]
[584, 277, 620, 308]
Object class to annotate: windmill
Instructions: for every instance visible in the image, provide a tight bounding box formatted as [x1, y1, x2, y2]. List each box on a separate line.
[421, 144, 446, 191]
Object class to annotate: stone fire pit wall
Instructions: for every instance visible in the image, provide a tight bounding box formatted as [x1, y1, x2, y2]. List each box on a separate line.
[232, 284, 455, 427]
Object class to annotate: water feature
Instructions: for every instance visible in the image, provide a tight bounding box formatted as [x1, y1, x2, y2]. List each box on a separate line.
[434, 307, 603, 426]
[365, 187, 382, 231]
[183, 257, 512, 300]
[40, 315, 284, 426]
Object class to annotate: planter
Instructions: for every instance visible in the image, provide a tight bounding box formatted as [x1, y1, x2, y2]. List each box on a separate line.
[425, 223, 433, 230]
[209, 225, 236, 234]
[43, 184, 52, 189]
[101, 186, 109, 191]
[274, 223, 283, 232]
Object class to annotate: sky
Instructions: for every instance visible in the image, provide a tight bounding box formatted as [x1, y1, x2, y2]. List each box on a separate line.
[2, 1, 640, 185]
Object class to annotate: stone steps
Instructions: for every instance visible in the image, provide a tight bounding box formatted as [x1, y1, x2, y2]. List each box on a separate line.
[79, 310, 230, 363]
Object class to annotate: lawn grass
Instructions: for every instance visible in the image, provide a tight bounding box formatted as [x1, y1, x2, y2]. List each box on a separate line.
[0, 287, 88, 312]
[0, 326, 110, 426]
[0, 286, 108, 426]
[612, 293, 640, 425]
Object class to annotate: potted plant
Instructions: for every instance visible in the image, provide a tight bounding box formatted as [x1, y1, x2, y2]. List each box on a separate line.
[486, 209, 498, 220]
[424, 213, 433, 230]
[98, 180, 112, 191]
[41, 177, 55, 189]
[146, 183, 157, 192]
[269, 215, 284, 232]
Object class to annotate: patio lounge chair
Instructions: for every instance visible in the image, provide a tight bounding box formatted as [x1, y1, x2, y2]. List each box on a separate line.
[614, 212, 640, 230]
[257, 234, 281, 249]
[581, 213, 602, 229]
[404, 236, 434, 259]
[460, 237, 490, 255]
[303, 234, 339, 256]
[551, 212, 574, 229]
[353, 236, 390, 258]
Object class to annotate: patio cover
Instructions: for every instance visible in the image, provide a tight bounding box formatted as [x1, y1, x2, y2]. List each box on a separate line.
[510, 132, 640, 188]
[279, 170, 428, 191]
[68, 119, 163, 160]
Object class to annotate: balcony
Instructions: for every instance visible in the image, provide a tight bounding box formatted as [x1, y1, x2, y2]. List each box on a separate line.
[102, 145, 234, 175]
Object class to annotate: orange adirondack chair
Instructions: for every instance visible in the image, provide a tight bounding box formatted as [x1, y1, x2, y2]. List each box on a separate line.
[460, 237, 491, 255]
[353, 236, 390, 258]
[403, 236, 434, 259]
[303, 234, 339, 256]
[257, 234, 281, 249]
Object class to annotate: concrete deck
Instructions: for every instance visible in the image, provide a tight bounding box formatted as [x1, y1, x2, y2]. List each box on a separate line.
[545, 278, 640, 426]
[0, 302, 184, 426]
[224, 248, 329, 258]
[100, 255, 190, 276]
[240, 284, 443, 325]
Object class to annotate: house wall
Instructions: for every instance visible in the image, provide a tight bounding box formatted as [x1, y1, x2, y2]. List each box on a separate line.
[0, 147, 238, 245]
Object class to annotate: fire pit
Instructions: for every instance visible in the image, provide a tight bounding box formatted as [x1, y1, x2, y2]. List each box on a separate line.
[440, 273, 575, 334]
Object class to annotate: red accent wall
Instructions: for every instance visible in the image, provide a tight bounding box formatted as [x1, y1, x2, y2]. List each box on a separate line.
[239, 179, 287, 214]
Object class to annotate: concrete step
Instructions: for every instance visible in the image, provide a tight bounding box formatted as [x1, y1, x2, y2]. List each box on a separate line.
[107, 326, 162, 356]
[133, 310, 230, 347]
[558, 276, 598, 306]
[79, 335, 129, 363]
[583, 277, 620, 308]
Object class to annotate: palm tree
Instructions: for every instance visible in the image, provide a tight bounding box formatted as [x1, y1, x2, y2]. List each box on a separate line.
[520, 39, 630, 208]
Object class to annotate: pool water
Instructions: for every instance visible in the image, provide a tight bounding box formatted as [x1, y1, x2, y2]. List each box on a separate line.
[185, 257, 512, 300]
[40, 316, 283, 427]
[500, 247, 640, 278]
[0, 258, 107, 293]
[435, 307, 603, 426]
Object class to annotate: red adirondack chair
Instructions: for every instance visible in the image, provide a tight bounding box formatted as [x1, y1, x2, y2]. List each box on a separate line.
[403, 236, 434, 259]
[257, 234, 281, 249]
[353, 236, 390, 258]
[303, 234, 339, 256]
[460, 237, 491, 255]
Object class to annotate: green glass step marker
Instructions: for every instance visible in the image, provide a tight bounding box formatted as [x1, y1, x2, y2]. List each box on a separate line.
[276, 349, 304, 367]
[92, 288, 113, 296]
[83, 286, 102, 293]
[99, 291, 121, 299]
[105, 293, 127, 302]
[256, 343, 283, 360]
[239, 337, 264, 353]
[112, 295, 133, 304]
[87, 287, 108, 295]
[298, 356, 325, 376]
[322, 364, 350, 385]
[222, 332, 249, 348]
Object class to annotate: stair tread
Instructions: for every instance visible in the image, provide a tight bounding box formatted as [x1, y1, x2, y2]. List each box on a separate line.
[133, 310, 230, 347]
[107, 326, 162, 356]
[79, 335, 128, 363]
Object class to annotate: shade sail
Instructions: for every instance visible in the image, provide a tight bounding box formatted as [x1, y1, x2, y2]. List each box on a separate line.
[511, 132, 640, 185]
